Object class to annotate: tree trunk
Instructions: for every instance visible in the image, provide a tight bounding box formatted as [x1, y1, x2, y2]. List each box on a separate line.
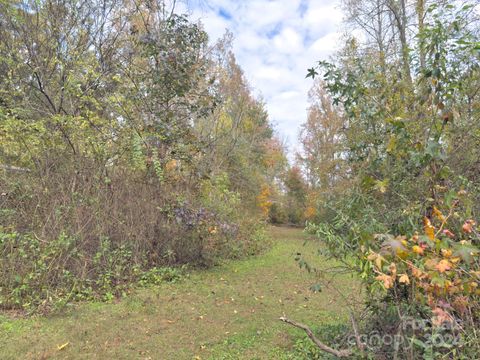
[417, 0, 426, 70]
[388, 0, 412, 84]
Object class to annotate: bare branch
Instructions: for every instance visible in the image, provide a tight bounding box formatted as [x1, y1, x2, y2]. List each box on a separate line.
[0, 164, 31, 173]
[279, 316, 354, 358]
[350, 313, 365, 353]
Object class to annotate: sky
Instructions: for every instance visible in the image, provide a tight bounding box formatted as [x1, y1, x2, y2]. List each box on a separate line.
[181, 0, 345, 157]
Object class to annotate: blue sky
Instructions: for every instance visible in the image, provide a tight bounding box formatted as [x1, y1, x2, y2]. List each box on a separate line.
[182, 0, 344, 156]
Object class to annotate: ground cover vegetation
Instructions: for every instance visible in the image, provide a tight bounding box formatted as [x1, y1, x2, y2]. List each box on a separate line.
[0, 227, 360, 360]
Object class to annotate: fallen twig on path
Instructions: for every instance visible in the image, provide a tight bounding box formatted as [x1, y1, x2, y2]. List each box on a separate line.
[279, 316, 353, 358]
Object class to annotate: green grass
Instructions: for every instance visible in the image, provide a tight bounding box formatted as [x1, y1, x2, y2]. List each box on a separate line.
[0, 226, 361, 359]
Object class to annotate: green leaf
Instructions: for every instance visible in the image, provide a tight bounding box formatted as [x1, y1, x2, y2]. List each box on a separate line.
[453, 243, 479, 262]
[306, 68, 318, 79]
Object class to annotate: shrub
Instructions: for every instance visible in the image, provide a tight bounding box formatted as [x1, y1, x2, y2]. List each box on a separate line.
[361, 192, 480, 357]
[305, 190, 480, 358]
[0, 166, 266, 312]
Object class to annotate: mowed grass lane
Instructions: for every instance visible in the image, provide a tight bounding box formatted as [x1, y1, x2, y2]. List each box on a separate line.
[0, 226, 361, 359]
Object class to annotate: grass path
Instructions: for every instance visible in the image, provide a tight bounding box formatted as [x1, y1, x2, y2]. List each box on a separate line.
[0, 227, 360, 359]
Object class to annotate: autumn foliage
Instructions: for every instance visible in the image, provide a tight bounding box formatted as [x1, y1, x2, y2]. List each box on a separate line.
[301, 0, 480, 357]
[367, 194, 480, 329]
[0, 0, 286, 311]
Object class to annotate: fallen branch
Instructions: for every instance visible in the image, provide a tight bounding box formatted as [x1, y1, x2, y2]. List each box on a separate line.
[0, 164, 31, 173]
[279, 316, 353, 358]
[350, 313, 365, 353]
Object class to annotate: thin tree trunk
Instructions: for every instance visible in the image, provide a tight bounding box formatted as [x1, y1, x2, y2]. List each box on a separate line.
[417, 0, 426, 70]
[388, 0, 412, 83]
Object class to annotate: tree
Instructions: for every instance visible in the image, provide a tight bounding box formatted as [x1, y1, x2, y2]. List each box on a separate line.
[298, 79, 347, 192]
[0, 0, 286, 310]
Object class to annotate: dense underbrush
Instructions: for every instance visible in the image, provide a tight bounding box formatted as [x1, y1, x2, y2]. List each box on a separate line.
[0, 164, 269, 313]
[0, 0, 280, 313]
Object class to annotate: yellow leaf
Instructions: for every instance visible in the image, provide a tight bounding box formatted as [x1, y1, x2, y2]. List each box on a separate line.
[374, 179, 389, 193]
[57, 342, 69, 351]
[398, 274, 410, 285]
[386, 136, 397, 153]
[304, 206, 316, 219]
[424, 217, 435, 240]
[471, 271, 480, 279]
[444, 279, 452, 291]
[441, 248, 452, 258]
[432, 206, 445, 222]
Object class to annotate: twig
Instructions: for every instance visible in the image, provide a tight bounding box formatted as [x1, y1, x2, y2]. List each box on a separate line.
[0, 164, 31, 173]
[435, 204, 456, 238]
[350, 313, 365, 353]
[279, 316, 353, 358]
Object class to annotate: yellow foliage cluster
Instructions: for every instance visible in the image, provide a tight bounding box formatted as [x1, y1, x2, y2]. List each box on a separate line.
[256, 184, 272, 217]
[165, 159, 179, 172]
[366, 201, 479, 327]
[303, 206, 317, 220]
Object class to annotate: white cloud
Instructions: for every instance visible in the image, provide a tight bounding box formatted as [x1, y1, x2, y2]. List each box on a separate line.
[309, 31, 342, 58]
[188, 0, 343, 158]
[198, 13, 231, 40]
[273, 27, 303, 54]
[235, 29, 269, 51]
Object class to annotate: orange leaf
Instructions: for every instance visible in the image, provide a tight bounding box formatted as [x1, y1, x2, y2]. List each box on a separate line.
[432, 307, 454, 327]
[376, 274, 395, 289]
[462, 220, 476, 234]
[442, 229, 455, 239]
[435, 259, 452, 273]
[411, 232, 418, 242]
[411, 232, 419, 243]
[411, 266, 425, 279]
[412, 245, 424, 255]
